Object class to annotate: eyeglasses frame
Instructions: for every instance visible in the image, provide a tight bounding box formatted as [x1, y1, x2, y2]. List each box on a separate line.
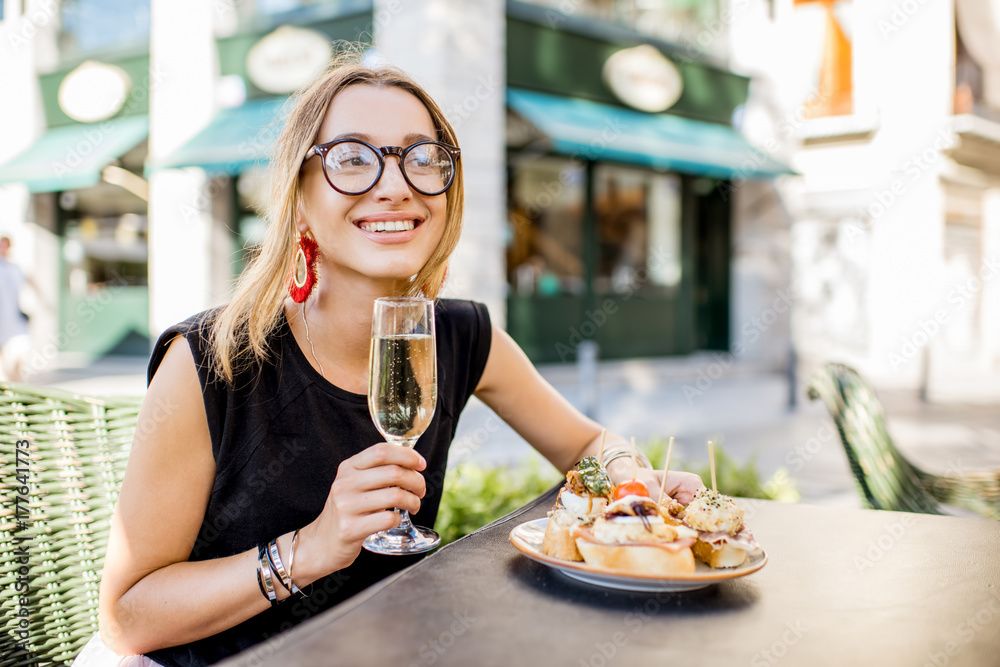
[305, 138, 462, 197]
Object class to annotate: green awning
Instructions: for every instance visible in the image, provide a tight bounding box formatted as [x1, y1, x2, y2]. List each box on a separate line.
[507, 88, 793, 180]
[148, 97, 287, 175]
[0, 115, 148, 193]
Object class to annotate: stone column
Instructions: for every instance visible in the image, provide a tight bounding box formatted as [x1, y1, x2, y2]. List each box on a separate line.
[374, 0, 507, 325]
[147, 0, 219, 334]
[0, 0, 58, 376]
[980, 189, 1000, 381]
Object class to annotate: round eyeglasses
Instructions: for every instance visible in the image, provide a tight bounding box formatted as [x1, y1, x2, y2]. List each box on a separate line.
[305, 139, 461, 197]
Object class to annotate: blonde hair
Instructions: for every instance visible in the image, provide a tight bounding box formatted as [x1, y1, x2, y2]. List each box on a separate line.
[210, 50, 464, 384]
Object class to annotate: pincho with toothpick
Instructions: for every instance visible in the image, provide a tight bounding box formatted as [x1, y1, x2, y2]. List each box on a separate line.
[672, 441, 763, 568]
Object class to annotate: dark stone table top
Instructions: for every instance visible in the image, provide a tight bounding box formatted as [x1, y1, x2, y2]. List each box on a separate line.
[220, 486, 1000, 667]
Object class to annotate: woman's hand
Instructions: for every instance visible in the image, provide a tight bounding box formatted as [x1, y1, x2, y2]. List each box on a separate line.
[297, 443, 427, 580]
[633, 469, 705, 505]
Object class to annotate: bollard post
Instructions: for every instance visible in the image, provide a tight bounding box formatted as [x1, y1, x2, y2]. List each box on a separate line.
[578, 339, 599, 420]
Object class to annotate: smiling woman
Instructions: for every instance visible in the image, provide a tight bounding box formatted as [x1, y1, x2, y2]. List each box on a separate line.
[76, 50, 703, 667]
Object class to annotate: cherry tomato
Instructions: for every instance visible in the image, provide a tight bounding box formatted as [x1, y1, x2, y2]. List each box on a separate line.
[614, 480, 650, 500]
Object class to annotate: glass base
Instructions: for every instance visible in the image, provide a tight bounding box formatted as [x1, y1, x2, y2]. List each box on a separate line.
[363, 524, 441, 555]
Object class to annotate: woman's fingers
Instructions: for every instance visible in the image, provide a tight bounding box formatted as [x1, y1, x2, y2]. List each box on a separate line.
[311, 443, 429, 564]
[345, 464, 427, 498]
[339, 506, 403, 544]
[350, 442, 426, 472]
[340, 486, 422, 517]
[663, 471, 706, 505]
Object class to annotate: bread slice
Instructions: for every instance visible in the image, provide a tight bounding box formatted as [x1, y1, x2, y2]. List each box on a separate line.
[574, 537, 696, 575]
[693, 540, 748, 568]
[542, 510, 584, 561]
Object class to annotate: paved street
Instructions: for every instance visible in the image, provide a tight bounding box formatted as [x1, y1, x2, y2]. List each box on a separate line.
[36, 353, 1000, 512]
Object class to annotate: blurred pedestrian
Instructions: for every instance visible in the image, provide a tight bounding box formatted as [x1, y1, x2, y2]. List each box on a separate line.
[0, 236, 31, 382]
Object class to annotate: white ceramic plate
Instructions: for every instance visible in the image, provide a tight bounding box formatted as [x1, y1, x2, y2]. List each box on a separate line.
[509, 518, 768, 592]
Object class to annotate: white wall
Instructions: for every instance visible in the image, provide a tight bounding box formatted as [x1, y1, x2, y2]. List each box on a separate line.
[0, 0, 59, 375]
[731, 0, 963, 394]
[374, 0, 507, 325]
[147, 0, 220, 334]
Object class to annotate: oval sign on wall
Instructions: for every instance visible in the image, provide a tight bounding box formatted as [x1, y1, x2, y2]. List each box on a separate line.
[603, 45, 684, 113]
[246, 25, 333, 95]
[59, 61, 132, 123]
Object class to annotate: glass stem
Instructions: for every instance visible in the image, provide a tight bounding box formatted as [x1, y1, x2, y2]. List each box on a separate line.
[391, 508, 415, 535]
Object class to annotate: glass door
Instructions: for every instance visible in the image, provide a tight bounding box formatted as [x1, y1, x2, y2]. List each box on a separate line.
[506, 155, 587, 362]
[592, 165, 686, 358]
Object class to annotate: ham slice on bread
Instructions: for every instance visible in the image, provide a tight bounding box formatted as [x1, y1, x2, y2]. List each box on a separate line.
[573, 525, 696, 575]
[569, 496, 698, 576]
[680, 490, 762, 568]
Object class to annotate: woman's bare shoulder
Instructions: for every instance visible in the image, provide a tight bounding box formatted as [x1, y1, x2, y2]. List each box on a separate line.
[136, 334, 213, 457]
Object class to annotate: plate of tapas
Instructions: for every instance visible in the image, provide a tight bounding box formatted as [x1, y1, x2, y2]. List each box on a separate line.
[509, 439, 768, 592]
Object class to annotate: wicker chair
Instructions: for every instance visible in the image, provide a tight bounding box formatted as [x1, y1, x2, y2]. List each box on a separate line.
[0, 383, 142, 667]
[807, 363, 1000, 519]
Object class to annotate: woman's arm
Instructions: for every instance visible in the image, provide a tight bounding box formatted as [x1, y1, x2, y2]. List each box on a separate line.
[98, 336, 264, 654]
[99, 337, 428, 655]
[473, 324, 704, 503]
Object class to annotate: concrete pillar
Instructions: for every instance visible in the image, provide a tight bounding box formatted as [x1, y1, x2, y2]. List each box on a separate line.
[19, 194, 61, 381]
[980, 189, 1000, 372]
[0, 0, 42, 163]
[0, 0, 38, 242]
[148, 0, 218, 334]
[0, 0, 60, 375]
[374, 0, 507, 325]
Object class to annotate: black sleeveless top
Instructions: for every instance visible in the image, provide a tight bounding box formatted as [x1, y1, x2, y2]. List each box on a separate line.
[143, 299, 491, 667]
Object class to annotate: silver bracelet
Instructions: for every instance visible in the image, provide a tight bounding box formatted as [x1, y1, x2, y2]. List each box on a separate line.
[258, 545, 277, 604]
[268, 538, 301, 596]
[601, 442, 653, 470]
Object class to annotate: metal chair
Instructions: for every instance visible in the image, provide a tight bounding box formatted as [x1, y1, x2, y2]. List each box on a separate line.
[0, 383, 142, 667]
[807, 363, 1000, 519]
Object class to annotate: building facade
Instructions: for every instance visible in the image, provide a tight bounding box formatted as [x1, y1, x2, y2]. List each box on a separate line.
[728, 0, 1000, 400]
[2, 0, 805, 386]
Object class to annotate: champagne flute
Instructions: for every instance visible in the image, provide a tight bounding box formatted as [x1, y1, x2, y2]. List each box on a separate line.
[363, 297, 440, 555]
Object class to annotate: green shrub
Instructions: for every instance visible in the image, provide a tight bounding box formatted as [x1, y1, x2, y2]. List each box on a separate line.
[643, 438, 800, 503]
[436, 459, 561, 546]
[434, 440, 799, 547]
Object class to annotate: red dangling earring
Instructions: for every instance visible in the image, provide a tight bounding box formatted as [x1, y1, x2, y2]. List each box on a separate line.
[287, 234, 319, 303]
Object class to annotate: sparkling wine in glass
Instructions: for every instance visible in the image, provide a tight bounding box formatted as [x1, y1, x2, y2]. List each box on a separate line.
[363, 297, 440, 555]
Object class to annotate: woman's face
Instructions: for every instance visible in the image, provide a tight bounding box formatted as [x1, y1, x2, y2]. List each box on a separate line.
[298, 84, 449, 290]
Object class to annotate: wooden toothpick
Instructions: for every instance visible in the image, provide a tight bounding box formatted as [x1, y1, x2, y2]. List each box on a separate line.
[708, 440, 717, 493]
[630, 436, 639, 480]
[596, 429, 607, 465]
[657, 436, 674, 504]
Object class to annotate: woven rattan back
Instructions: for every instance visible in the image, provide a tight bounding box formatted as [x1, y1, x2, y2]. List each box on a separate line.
[1, 383, 141, 667]
[808, 363, 1000, 519]
[806, 363, 943, 515]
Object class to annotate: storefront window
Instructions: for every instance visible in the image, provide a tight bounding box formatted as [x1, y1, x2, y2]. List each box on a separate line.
[59, 0, 151, 53]
[62, 210, 147, 294]
[793, 0, 853, 118]
[507, 156, 586, 296]
[594, 165, 682, 295]
[955, 26, 984, 115]
[520, 0, 726, 58]
[57, 175, 151, 357]
[254, 0, 329, 14]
